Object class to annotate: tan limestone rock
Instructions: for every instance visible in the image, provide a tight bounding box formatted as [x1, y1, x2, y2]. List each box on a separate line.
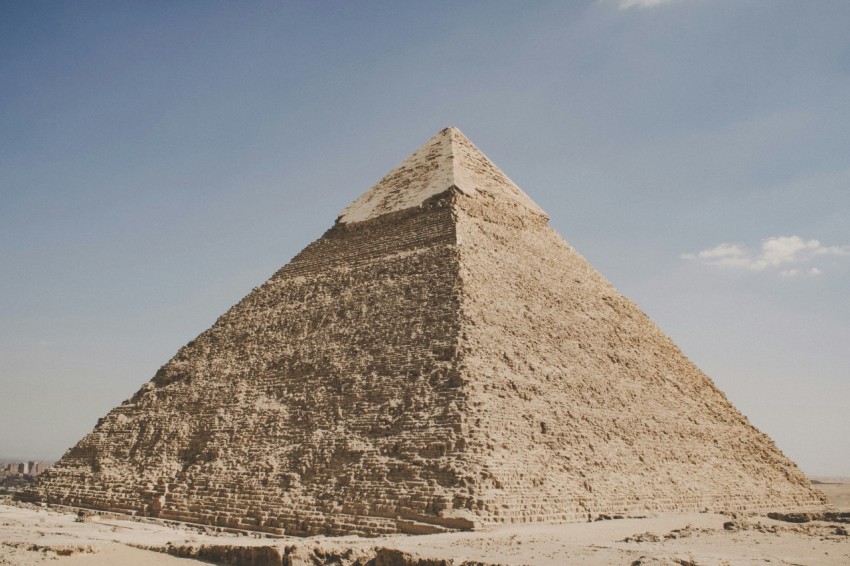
[29, 127, 829, 537]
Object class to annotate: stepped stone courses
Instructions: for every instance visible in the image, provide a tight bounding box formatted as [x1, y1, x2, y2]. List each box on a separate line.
[32, 127, 829, 536]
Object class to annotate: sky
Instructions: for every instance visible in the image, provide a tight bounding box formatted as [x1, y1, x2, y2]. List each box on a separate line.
[1, 0, 848, 476]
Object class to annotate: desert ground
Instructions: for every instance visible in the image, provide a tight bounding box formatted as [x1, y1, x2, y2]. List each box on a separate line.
[1, 481, 848, 566]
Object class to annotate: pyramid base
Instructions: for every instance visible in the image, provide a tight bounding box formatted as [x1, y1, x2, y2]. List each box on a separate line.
[22, 487, 831, 537]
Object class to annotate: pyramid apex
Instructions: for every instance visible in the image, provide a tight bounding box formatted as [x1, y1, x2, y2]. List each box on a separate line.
[338, 128, 546, 224]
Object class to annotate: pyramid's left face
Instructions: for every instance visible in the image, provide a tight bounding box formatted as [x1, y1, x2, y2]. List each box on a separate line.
[337, 128, 459, 224]
[32, 185, 474, 536]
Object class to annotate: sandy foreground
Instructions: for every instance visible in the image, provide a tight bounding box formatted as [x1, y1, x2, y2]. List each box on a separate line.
[2, 484, 849, 566]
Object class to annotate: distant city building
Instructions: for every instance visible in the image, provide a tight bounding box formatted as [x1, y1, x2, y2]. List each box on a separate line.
[0, 461, 47, 477]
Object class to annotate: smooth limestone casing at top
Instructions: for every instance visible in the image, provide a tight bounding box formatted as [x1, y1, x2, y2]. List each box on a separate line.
[29, 128, 829, 536]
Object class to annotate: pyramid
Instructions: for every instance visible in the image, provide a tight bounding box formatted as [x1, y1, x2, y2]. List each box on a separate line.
[32, 127, 828, 536]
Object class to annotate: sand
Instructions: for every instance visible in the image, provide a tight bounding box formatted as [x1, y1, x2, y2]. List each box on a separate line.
[2, 482, 849, 565]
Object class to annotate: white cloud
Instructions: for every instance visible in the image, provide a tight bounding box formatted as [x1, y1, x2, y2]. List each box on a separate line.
[682, 236, 849, 276]
[780, 267, 822, 278]
[618, 0, 680, 9]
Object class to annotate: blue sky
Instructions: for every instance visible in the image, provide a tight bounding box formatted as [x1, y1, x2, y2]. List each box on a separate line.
[1, 0, 849, 475]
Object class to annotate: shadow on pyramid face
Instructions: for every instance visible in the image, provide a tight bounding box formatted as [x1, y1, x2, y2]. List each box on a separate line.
[25, 128, 830, 537]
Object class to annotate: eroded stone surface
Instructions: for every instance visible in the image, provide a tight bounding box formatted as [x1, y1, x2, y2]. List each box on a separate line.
[338, 127, 544, 224]
[30, 128, 829, 536]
